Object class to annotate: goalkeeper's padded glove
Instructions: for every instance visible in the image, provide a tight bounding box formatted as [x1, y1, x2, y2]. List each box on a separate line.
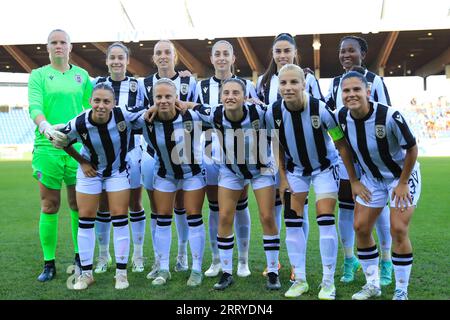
[39, 121, 68, 148]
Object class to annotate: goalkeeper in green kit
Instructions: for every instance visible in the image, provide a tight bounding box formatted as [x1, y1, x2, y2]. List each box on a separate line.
[28, 29, 93, 282]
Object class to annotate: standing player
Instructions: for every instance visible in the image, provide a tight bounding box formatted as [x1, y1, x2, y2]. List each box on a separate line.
[141, 40, 197, 278]
[265, 64, 360, 300]
[325, 36, 393, 285]
[140, 78, 206, 287]
[190, 78, 280, 291]
[194, 40, 256, 278]
[92, 42, 147, 274]
[256, 33, 324, 278]
[336, 72, 420, 300]
[51, 83, 145, 290]
[28, 29, 93, 281]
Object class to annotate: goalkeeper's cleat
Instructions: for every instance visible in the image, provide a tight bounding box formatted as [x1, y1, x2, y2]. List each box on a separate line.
[152, 270, 171, 286]
[392, 289, 408, 300]
[73, 273, 94, 290]
[174, 254, 189, 272]
[237, 258, 251, 278]
[285, 280, 309, 298]
[352, 283, 382, 300]
[37, 262, 56, 282]
[187, 270, 203, 287]
[132, 256, 145, 273]
[340, 256, 361, 283]
[380, 260, 393, 286]
[318, 282, 336, 300]
[204, 261, 221, 277]
[262, 262, 281, 277]
[114, 273, 129, 290]
[94, 254, 113, 274]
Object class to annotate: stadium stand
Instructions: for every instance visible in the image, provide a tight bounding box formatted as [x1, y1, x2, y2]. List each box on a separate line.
[0, 107, 35, 144]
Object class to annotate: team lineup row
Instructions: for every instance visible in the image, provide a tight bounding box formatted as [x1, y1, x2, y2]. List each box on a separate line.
[29, 30, 419, 300]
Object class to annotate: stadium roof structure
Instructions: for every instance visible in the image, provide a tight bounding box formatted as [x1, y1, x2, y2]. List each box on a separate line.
[1, 0, 449, 79]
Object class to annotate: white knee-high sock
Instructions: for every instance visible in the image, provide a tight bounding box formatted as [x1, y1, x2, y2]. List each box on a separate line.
[150, 213, 158, 260]
[234, 198, 250, 262]
[217, 234, 234, 274]
[338, 200, 356, 258]
[392, 252, 413, 291]
[78, 217, 96, 272]
[95, 211, 111, 258]
[208, 201, 220, 261]
[174, 208, 188, 257]
[303, 197, 310, 243]
[375, 206, 392, 261]
[358, 245, 380, 287]
[187, 214, 205, 272]
[155, 215, 172, 271]
[274, 194, 283, 236]
[284, 210, 306, 281]
[317, 214, 338, 284]
[129, 210, 146, 258]
[111, 215, 130, 270]
[263, 234, 280, 274]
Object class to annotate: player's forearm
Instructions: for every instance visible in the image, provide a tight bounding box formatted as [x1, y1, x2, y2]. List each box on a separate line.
[64, 145, 87, 165]
[277, 145, 287, 180]
[398, 145, 418, 185]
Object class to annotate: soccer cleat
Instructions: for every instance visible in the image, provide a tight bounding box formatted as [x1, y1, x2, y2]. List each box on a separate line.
[266, 272, 281, 290]
[174, 255, 188, 272]
[187, 270, 203, 287]
[318, 282, 336, 300]
[352, 283, 382, 300]
[392, 289, 408, 300]
[132, 256, 145, 273]
[285, 280, 309, 298]
[114, 273, 129, 290]
[340, 256, 361, 283]
[262, 262, 281, 277]
[380, 260, 393, 286]
[94, 253, 113, 274]
[204, 261, 221, 277]
[73, 273, 94, 290]
[37, 263, 56, 282]
[146, 260, 160, 279]
[237, 259, 251, 277]
[213, 272, 234, 290]
[152, 270, 171, 286]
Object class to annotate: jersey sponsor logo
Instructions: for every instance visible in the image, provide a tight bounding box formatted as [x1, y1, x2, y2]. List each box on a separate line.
[75, 74, 82, 83]
[202, 108, 211, 115]
[184, 120, 193, 133]
[180, 83, 189, 95]
[129, 81, 137, 93]
[275, 119, 282, 128]
[81, 133, 88, 140]
[147, 86, 152, 93]
[117, 121, 127, 132]
[49, 75, 54, 80]
[203, 86, 208, 94]
[251, 120, 260, 130]
[340, 123, 346, 132]
[394, 113, 404, 124]
[311, 115, 320, 129]
[147, 123, 153, 132]
[375, 124, 386, 139]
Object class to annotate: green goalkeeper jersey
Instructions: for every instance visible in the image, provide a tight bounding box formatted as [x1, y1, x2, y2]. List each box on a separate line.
[28, 64, 93, 153]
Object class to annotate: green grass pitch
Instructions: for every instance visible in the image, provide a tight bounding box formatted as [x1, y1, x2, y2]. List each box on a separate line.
[0, 157, 448, 300]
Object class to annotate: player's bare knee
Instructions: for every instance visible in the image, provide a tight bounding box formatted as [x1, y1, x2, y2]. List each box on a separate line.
[41, 198, 60, 213]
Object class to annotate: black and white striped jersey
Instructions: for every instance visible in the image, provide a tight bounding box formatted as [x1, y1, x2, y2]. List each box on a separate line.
[62, 106, 145, 177]
[93, 76, 144, 109]
[265, 96, 339, 176]
[141, 72, 197, 107]
[136, 110, 205, 179]
[337, 102, 416, 180]
[325, 69, 391, 111]
[192, 103, 272, 179]
[256, 72, 324, 105]
[194, 75, 257, 106]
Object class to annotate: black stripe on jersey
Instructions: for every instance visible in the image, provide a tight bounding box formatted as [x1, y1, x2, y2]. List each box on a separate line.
[98, 122, 116, 178]
[248, 105, 264, 171]
[128, 78, 138, 107]
[163, 118, 184, 179]
[392, 110, 416, 149]
[112, 108, 129, 173]
[291, 108, 313, 176]
[354, 110, 383, 179]
[75, 114, 99, 169]
[229, 109, 253, 179]
[144, 121, 167, 177]
[182, 111, 202, 176]
[143, 75, 154, 106]
[110, 80, 121, 106]
[375, 105, 402, 178]
[272, 100, 295, 172]
[199, 79, 210, 104]
[310, 98, 330, 171]
[382, 81, 391, 106]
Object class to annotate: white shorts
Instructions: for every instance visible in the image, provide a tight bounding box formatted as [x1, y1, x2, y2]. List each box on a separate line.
[286, 164, 339, 195]
[338, 156, 361, 180]
[76, 168, 130, 194]
[153, 173, 206, 193]
[128, 146, 143, 189]
[204, 161, 219, 186]
[141, 150, 156, 191]
[218, 166, 275, 191]
[356, 163, 421, 208]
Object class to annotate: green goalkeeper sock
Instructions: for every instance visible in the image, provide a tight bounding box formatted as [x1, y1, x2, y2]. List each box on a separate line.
[39, 212, 58, 262]
[70, 209, 79, 254]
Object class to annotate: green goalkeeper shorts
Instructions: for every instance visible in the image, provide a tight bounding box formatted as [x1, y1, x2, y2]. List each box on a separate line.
[32, 151, 79, 190]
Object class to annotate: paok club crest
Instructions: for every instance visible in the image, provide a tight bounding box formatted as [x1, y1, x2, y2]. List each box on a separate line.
[117, 121, 127, 132]
[311, 115, 320, 129]
[375, 125, 386, 139]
